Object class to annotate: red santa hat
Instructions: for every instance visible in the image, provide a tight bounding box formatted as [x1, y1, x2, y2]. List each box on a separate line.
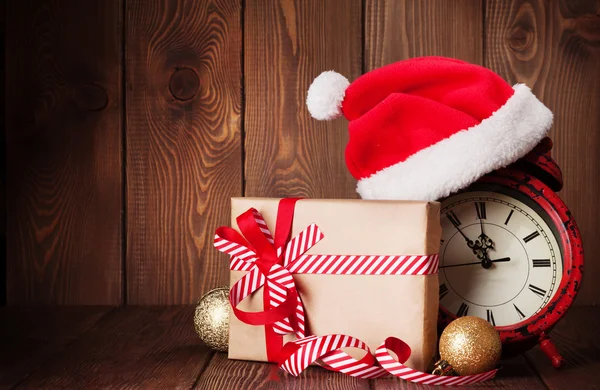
[306, 56, 553, 201]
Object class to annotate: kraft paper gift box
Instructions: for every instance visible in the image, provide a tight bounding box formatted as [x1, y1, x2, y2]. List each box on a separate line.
[221, 197, 441, 372]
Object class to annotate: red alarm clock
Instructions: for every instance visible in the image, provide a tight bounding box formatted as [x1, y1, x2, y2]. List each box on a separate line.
[437, 137, 583, 368]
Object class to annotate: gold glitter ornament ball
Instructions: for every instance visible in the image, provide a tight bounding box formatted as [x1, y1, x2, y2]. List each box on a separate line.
[438, 316, 502, 375]
[193, 286, 230, 352]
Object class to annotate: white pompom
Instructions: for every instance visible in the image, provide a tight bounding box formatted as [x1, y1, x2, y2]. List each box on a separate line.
[306, 70, 350, 120]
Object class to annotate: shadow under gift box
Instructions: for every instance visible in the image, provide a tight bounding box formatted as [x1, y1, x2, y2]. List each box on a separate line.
[227, 198, 441, 372]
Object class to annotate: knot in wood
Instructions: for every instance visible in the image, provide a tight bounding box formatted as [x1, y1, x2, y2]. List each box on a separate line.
[75, 84, 109, 111]
[169, 68, 200, 101]
[508, 25, 534, 52]
[573, 15, 600, 44]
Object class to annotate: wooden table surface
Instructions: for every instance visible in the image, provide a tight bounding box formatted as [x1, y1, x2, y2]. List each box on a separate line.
[1, 306, 598, 389]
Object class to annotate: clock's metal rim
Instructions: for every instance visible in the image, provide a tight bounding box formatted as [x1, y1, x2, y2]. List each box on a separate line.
[436, 168, 583, 349]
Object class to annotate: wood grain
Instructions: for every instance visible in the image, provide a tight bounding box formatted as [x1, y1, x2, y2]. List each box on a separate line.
[525, 306, 600, 389]
[1, 0, 6, 306]
[196, 352, 370, 390]
[2, 306, 597, 389]
[16, 306, 213, 389]
[126, 0, 242, 304]
[365, 0, 483, 70]
[485, 0, 600, 306]
[0, 306, 110, 388]
[5, 0, 123, 304]
[244, 0, 361, 199]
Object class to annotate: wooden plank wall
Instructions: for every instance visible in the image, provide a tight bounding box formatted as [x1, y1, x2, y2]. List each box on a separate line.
[4, 0, 600, 306]
[484, 0, 600, 306]
[5, 0, 123, 304]
[0, 0, 6, 306]
[125, 0, 242, 304]
[244, 0, 361, 200]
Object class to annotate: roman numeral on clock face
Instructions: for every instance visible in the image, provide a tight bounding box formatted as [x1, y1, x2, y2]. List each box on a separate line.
[486, 309, 496, 326]
[504, 210, 514, 225]
[523, 231, 540, 243]
[439, 283, 449, 299]
[514, 304, 526, 320]
[456, 302, 469, 317]
[475, 202, 486, 219]
[529, 284, 547, 298]
[532, 259, 551, 267]
[446, 211, 461, 228]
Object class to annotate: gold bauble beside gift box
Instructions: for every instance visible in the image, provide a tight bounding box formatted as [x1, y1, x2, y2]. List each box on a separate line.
[437, 316, 502, 376]
[193, 286, 230, 352]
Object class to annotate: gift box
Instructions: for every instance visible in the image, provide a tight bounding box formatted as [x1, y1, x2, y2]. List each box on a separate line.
[216, 197, 441, 372]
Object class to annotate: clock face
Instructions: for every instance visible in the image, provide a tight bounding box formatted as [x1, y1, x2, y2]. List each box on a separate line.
[439, 190, 563, 328]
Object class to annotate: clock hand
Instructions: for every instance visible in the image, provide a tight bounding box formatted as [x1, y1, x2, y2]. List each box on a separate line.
[453, 226, 477, 249]
[481, 251, 493, 269]
[439, 257, 511, 269]
[478, 233, 494, 250]
[479, 214, 485, 239]
[476, 233, 495, 268]
[476, 221, 493, 250]
[446, 211, 480, 250]
[475, 209, 494, 250]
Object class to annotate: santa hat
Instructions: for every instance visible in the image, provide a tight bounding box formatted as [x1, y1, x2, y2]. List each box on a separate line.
[306, 56, 553, 201]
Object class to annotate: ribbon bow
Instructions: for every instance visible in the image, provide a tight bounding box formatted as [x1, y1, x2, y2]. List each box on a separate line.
[214, 199, 323, 340]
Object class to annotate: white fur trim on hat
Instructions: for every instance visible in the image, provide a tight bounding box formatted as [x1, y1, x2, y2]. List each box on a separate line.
[356, 83, 553, 201]
[306, 71, 349, 120]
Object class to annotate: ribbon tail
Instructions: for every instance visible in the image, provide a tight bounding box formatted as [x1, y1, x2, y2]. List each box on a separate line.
[375, 337, 498, 386]
[278, 334, 386, 379]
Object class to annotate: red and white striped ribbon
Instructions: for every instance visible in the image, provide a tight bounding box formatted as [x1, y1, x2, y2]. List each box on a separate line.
[265, 264, 304, 336]
[279, 334, 388, 379]
[214, 212, 324, 338]
[320, 346, 390, 379]
[270, 223, 323, 336]
[279, 335, 498, 385]
[375, 337, 498, 385]
[287, 254, 439, 275]
[280, 224, 324, 267]
[215, 236, 259, 272]
[252, 208, 274, 244]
